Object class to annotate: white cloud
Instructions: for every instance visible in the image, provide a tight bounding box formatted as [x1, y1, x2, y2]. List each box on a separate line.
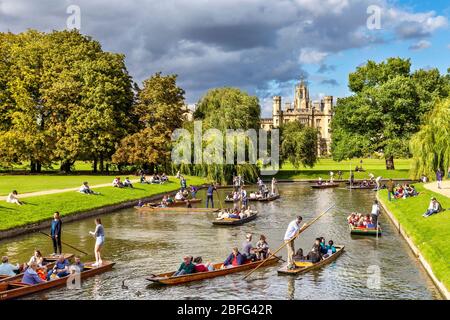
[408, 40, 431, 51]
[299, 49, 328, 64]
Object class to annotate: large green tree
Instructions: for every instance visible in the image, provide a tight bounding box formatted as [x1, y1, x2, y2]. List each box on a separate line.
[0, 30, 133, 172]
[112, 72, 185, 171]
[332, 57, 449, 169]
[280, 121, 318, 169]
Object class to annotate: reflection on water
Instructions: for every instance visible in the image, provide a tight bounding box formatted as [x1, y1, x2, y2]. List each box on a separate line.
[0, 183, 442, 300]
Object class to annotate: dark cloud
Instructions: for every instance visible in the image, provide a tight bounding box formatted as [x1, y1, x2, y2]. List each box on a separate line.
[320, 79, 339, 87]
[317, 64, 337, 74]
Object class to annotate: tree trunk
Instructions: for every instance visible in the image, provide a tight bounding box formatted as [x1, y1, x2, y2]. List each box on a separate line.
[99, 155, 104, 173]
[93, 158, 98, 173]
[36, 161, 42, 173]
[385, 156, 395, 170]
[149, 163, 155, 175]
[60, 161, 72, 173]
[30, 160, 37, 173]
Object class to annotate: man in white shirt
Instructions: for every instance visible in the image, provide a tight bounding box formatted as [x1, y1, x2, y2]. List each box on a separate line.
[371, 200, 380, 226]
[284, 216, 303, 269]
[6, 190, 22, 205]
[375, 176, 382, 190]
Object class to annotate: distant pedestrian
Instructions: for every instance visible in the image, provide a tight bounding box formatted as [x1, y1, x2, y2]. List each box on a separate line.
[436, 169, 443, 189]
[50, 212, 62, 255]
[206, 183, 216, 208]
[386, 179, 394, 201]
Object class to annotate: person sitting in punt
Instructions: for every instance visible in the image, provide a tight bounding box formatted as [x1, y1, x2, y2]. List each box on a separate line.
[222, 247, 246, 268]
[0, 256, 20, 276]
[6, 190, 23, 205]
[325, 240, 337, 256]
[239, 206, 250, 219]
[27, 250, 44, 268]
[47, 255, 70, 280]
[362, 214, 372, 228]
[319, 237, 328, 255]
[173, 255, 195, 276]
[123, 177, 134, 188]
[182, 189, 190, 199]
[307, 238, 323, 263]
[137, 200, 144, 207]
[317, 177, 323, 185]
[293, 248, 306, 261]
[79, 182, 98, 195]
[112, 177, 124, 188]
[71, 256, 85, 273]
[255, 235, 270, 260]
[193, 256, 214, 272]
[242, 234, 257, 262]
[175, 190, 185, 201]
[22, 262, 47, 285]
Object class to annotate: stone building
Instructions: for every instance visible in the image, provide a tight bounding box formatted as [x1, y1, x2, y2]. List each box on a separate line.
[260, 79, 333, 155]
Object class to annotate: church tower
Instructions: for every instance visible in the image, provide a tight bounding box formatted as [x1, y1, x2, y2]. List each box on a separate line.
[295, 78, 309, 111]
[272, 96, 282, 128]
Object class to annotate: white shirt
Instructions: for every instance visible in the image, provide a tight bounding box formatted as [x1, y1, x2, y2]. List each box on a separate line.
[371, 204, 379, 216]
[284, 220, 300, 241]
[6, 193, 18, 203]
[375, 176, 382, 183]
[0, 262, 18, 276]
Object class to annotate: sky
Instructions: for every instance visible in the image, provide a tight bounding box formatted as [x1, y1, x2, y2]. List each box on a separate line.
[0, 0, 449, 117]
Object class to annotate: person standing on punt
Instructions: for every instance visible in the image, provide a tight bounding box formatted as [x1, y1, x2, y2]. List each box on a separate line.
[371, 200, 380, 226]
[206, 183, 216, 208]
[51, 212, 62, 256]
[284, 216, 303, 270]
[89, 218, 105, 267]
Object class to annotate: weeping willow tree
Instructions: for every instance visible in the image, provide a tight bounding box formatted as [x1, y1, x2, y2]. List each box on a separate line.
[172, 87, 261, 184]
[410, 98, 450, 179]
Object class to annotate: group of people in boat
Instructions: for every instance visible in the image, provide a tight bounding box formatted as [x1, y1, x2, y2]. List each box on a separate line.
[172, 234, 270, 276]
[347, 199, 381, 228]
[217, 206, 254, 220]
[0, 252, 85, 285]
[293, 237, 337, 264]
[112, 177, 134, 188]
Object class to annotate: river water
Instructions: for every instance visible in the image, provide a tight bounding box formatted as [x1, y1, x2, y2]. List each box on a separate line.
[0, 183, 442, 300]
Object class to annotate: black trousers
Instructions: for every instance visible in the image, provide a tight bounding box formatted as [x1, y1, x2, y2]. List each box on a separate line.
[52, 236, 62, 254]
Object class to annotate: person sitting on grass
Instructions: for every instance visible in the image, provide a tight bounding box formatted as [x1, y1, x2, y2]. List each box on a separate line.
[160, 173, 168, 183]
[423, 197, 443, 218]
[112, 177, 124, 188]
[123, 177, 133, 188]
[47, 255, 70, 280]
[6, 190, 23, 205]
[222, 247, 246, 268]
[22, 262, 47, 285]
[173, 256, 195, 276]
[79, 182, 98, 195]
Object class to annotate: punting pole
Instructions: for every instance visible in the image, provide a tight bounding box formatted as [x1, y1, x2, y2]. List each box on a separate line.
[243, 203, 336, 280]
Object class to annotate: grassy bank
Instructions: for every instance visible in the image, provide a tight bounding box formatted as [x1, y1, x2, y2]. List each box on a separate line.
[273, 158, 412, 180]
[378, 184, 450, 292]
[0, 175, 125, 196]
[0, 176, 207, 231]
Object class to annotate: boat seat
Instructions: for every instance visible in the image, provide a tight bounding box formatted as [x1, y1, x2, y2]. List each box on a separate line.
[294, 261, 314, 267]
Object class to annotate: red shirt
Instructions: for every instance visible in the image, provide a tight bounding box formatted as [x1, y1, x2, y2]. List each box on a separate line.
[232, 255, 239, 266]
[195, 264, 208, 272]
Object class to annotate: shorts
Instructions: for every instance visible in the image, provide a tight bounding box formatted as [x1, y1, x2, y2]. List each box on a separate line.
[96, 236, 105, 246]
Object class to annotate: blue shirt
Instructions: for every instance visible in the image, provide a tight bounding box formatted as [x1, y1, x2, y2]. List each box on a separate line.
[51, 219, 62, 236]
[22, 268, 45, 285]
[207, 186, 214, 195]
[54, 259, 69, 270]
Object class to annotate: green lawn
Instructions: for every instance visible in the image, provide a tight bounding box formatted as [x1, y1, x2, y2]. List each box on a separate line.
[0, 176, 207, 231]
[273, 158, 412, 180]
[378, 185, 450, 292]
[0, 160, 96, 172]
[0, 175, 131, 196]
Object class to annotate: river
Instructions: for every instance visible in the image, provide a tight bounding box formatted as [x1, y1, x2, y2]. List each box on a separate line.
[0, 183, 442, 300]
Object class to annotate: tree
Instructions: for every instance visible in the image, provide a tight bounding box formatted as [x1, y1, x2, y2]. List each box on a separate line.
[332, 57, 449, 169]
[182, 87, 261, 184]
[280, 121, 318, 169]
[410, 98, 450, 179]
[112, 72, 185, 171]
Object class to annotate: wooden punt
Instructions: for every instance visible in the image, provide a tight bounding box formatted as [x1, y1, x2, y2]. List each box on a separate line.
[225, 194, 280, 203]
[311, 183, 339, 189]
[146, 256, 280, 285]
[0, 253, 74, 283]
[134, 206, 219, 213]
[346, 185, 376, 190]
[0, 261, 115, 300]
[349, 224, 382, 236]
[174, 198, 202, 204]
[212, 212, 258, 226]
[277, 245, 344, 275]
